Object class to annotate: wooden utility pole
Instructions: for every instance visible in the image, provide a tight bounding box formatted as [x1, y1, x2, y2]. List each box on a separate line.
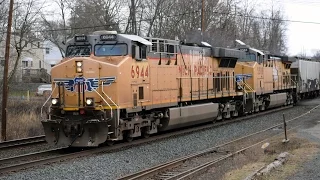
[234, 4, 237, 47]
[1, 0, 14, 142]
[201, 0, 205, 39]
[131, 0, 137, 35]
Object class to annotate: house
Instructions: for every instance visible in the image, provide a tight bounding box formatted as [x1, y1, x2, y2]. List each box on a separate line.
[43, 41, 64, 73]
[0, 36, 63, 83]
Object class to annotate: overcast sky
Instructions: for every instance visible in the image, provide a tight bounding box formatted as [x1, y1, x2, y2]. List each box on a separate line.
[274, 0, 320, 56]
[43, 0, 320, 56]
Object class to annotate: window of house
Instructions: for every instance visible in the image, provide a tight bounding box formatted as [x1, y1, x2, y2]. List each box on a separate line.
[46, 48, 50, 54]
[39, 60, 41, 68]
[22, 61, 28, 68]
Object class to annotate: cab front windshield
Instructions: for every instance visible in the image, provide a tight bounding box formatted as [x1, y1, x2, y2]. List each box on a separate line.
[95, 44, 127, 56]
[66, 45, 91, 57]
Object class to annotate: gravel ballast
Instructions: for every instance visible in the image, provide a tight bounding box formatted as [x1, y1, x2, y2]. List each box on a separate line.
[1, 99, 319, 180]
[0, 143, 65, 160]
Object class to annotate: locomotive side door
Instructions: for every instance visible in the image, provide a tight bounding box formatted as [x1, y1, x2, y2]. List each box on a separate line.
[130, 43, 150, 110]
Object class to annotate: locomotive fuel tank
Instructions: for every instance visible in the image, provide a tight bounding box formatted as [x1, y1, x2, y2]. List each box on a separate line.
[159, 103, 219, 131]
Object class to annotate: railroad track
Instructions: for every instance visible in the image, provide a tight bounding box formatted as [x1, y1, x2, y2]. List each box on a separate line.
[0, 136, 46, 150]
[118, 104, 319, 180]
[0, 105, 309, 175]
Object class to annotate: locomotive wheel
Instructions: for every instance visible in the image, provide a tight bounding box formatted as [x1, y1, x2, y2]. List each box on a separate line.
[106, 140, 114, 146]
[142, 130, 150, 139]
[124, 131, 133, 142]
[212, 118, 217, 123]
[126, 136, 133, 142]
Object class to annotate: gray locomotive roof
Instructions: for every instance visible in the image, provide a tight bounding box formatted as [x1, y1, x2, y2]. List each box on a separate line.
[118, 34, 152, 45]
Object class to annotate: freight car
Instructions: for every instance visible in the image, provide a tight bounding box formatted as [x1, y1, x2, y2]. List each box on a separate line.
[291, 57, 320, 98]
[41, 31, 300, 147]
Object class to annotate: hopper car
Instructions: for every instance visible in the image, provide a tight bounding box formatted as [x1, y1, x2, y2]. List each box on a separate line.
[41, 31, 319, 147]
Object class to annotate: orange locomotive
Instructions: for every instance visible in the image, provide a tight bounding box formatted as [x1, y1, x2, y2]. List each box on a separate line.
[234, 43, 296, 114]
[41, 31, 294, 147]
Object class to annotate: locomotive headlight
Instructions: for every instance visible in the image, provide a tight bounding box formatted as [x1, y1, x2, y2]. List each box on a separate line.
[51, 98, 58, 105]
[76, 67, 83, 73]
[76, 61, 82, 67]
[86, 98, 94, 106]
[76, 61, 83, 73]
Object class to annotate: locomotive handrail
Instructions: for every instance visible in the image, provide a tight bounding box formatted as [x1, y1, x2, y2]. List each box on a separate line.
[41, 83, 57, 118]
[237, 79, 254, 93]
[236, 80, 247, 94]
[93, 89, 113, 118]
[177, 76, 234, 79]
[291, 79, 297, 88]
[243, 81, 254, 92]
[101, 82, 120, 127]
[150, 52, 177, 55]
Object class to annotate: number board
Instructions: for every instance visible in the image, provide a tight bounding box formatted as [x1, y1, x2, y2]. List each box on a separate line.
[100, 34, 117, 41]
[75, 36, 87, 42]
[131, 64, 149, 79]
[239, 48, 249, 52]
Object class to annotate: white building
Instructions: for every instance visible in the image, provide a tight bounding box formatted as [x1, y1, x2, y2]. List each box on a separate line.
[43, 41, 63, 73]
[0, 36, 62, 82]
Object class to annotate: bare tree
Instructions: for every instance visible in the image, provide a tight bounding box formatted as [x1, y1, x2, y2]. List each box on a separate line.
[9, 0, 44, 83]
[124, 0, 141, 34]
[69, 0, 121, 35]
[41, 0, 70, 57]
[313, 50, 320, 60]
[0, 0, 8, 44]
[35, 0, 287, 57]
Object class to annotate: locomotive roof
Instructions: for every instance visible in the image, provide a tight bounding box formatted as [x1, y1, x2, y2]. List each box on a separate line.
[66, 32, 152, 46]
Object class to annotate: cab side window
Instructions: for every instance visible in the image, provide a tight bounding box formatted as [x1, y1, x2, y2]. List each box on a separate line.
[140, 45, 147, 59]
[131, 45, 136, 59]
[133, 42, 147, 61]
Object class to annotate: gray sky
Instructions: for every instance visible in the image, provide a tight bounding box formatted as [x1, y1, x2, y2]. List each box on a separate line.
[43, 0, 320, 56]
[277, 0, 320, 56]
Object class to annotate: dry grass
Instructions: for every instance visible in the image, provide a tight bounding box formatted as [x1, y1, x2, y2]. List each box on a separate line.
[1, 99, 45, 140]
[223, 134, 320, 180]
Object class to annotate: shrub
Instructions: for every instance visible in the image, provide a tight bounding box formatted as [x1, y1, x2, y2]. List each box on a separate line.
[0, 99, 45, 140]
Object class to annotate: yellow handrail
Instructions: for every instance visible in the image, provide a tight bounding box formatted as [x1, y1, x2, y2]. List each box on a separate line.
[101, 82, 120, 126]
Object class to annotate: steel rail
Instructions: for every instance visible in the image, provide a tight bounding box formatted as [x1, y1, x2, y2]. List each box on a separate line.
[0, 136, 46, 150]
[118, 104, 319, 180]
[0, 105, 295, 175]
[0, 147, 66, 165]
[0, 147, 69, 174]
[174, 125, 302, 180]
[1, 103, 313, 176]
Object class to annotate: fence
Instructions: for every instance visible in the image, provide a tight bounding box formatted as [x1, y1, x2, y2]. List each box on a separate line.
[9, 90, 46, 102]
[22, 69, 50, 83]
